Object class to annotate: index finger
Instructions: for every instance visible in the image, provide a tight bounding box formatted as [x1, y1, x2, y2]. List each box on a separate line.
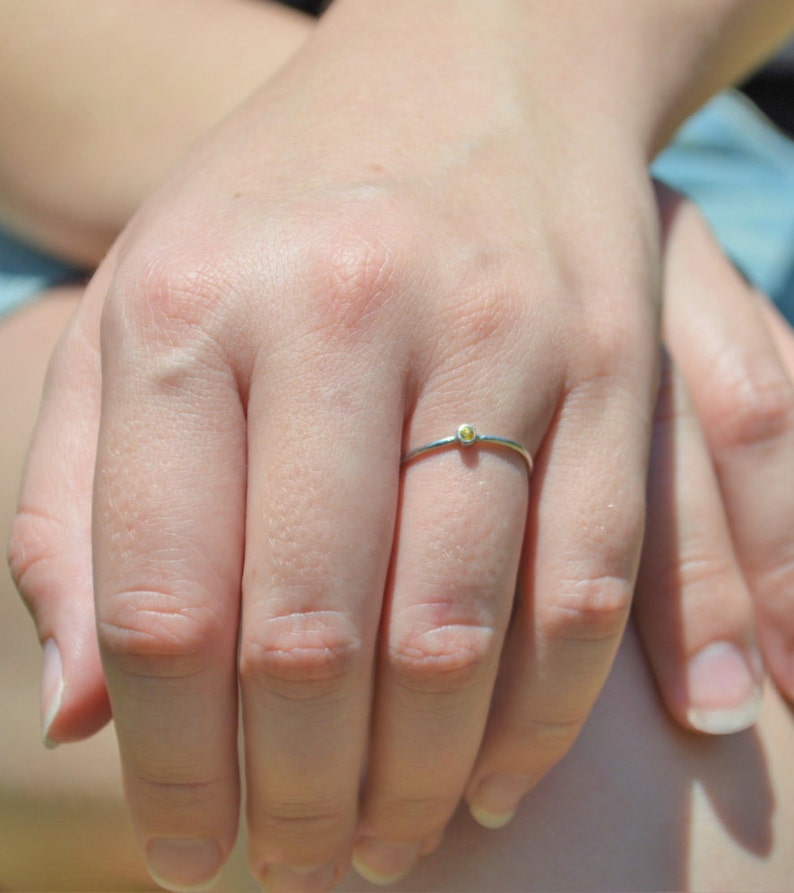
[93, 276, 247, 892]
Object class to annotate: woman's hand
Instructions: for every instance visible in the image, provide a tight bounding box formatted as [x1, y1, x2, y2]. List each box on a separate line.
[10, 4, 662, 888]
[9, 2, 794, 890]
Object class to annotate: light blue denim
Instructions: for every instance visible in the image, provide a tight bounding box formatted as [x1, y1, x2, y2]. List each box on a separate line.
[653, 90, 794, 323]
[2, 90, 794, 324]
[0, 227, 80, 318]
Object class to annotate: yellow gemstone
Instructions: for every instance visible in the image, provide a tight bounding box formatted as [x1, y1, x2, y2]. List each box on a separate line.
[457, 424, 476, 444]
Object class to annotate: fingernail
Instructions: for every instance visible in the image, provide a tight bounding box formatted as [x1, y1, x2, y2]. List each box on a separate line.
[260, 862, 337, 893]
[352, 839, 420, 885]
[686, 641, 763, 735]
[41, 639, 64, 748]
[146, 837, 223, 892]
[468, 773, 527, 829]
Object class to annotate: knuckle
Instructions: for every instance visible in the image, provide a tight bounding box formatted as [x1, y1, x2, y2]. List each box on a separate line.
[545, 574, 633, 643]
[132, 772, 226, 814]
[670, 549, 738, 597]
[545, 482, 644, 644]
[103, 250, 235, 375]
[752, 550, 794, 607]
[6, 508, 54, 594]
[6, 507, 82, 612]
[98, 588, 224, 678]
[252, 799, 350, 852]
[240, 609, 362, 699]
[304, 211, 405, 340]
[706, 351, 794, 449]
[389, 622, 496, 694]
[367, 792, 454, 834]
[500, 713, 584, 769]
[440, 283, 526, 358]
[111, 251, 220, 335]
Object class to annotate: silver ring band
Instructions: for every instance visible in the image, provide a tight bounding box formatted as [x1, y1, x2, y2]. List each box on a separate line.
[402, 424, 533, 474]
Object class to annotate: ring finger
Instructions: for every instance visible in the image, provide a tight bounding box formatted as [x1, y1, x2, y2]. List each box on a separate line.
[353, 412, 536, 885]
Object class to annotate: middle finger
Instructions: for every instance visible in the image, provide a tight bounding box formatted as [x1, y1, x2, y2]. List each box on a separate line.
[240, 340, 403, 891]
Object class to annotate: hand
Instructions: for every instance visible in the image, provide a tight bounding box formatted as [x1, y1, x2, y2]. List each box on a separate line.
[11, 183, 794, 892]
[633, 187, 794, 733]
[12, 2, 794, 889]
[9, 4, 663, 888]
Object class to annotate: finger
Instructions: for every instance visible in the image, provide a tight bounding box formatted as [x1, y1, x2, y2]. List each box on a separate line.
[465, 350, 653, 829]
[353, 417, 532, 885]
[240, 335, 403, 891]
[661, 196, 794, 701]
[7, 266, 111, 744]
[93, 271, 247, 892]
[633, 351, 763, 735]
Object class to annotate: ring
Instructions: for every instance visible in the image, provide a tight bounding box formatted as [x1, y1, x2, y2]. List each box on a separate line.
[401, 424, 533, 474]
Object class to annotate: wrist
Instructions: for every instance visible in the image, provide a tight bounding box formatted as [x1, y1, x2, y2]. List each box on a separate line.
[319, 0, 794, 158]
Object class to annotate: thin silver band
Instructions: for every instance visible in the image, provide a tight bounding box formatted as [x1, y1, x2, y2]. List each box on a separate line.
[402, 424, 533, 474]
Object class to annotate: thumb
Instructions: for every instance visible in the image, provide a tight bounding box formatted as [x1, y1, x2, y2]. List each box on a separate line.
[8, 260, 113, 744]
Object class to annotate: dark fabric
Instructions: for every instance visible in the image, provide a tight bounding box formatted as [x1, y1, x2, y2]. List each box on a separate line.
[742, 75, 794, 138]
[279, 0, 326, 15]
[741, 40, 794, 137]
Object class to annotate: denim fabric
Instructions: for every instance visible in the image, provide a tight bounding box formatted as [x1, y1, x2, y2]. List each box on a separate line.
[0, 227, 79, 319]
[654, 90, 794, 323]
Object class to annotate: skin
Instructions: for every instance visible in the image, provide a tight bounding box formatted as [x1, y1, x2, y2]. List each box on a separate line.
[3, 198, 794, 892]
[4, 1, 794, 890]
[0, 0, 311, 265]
[637, 189, 794, 734]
